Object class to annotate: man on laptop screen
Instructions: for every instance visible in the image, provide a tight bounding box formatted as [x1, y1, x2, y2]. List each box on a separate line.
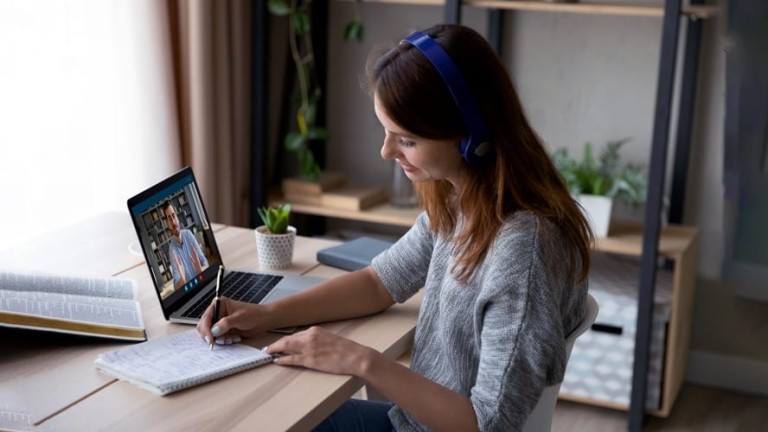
[163, 199, 209, 291]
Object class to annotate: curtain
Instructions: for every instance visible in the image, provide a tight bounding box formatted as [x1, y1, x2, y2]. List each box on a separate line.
[167, 0, 253, 227]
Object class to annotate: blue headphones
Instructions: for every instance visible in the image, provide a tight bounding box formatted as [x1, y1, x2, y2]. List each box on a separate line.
[403, 31, 492, 165]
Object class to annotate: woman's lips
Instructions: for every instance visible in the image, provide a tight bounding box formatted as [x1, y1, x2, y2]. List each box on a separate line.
[399, 162, 417, 173]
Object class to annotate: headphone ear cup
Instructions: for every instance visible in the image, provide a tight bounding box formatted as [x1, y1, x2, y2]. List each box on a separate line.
[459, 137, 493, 165]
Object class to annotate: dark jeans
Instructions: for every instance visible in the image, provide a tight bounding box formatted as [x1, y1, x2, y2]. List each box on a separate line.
[312, 399, 394, 432]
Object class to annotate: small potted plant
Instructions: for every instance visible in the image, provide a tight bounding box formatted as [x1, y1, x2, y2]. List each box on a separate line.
[254, 203, 296, 269]
[551, 139, 647, 237]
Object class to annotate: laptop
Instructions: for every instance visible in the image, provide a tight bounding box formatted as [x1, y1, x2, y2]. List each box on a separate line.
[127, 166, 323, 324]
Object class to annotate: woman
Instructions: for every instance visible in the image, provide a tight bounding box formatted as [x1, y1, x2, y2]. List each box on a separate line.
[198, 24, 592, 431]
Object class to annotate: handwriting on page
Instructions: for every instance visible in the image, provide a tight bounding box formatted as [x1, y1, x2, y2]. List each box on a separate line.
[99, 330, 269, 387]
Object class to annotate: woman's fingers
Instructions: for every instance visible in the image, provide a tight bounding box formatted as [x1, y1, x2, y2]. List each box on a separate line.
[197, 297, 239, 342]
[267, 327, 370, 375]
[196, 297, 218, 343]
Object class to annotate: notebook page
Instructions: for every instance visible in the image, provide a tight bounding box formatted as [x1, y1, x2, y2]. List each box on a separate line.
[95, 330, 272, 395]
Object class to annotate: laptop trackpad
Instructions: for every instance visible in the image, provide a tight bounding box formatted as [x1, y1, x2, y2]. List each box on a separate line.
[262, 274, 324, 304]
[263, 286, 314, 334]
[263, 287, 301, 303]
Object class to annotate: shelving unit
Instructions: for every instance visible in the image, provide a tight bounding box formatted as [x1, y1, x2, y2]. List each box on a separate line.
[434, 1, 712, 428]
[252, 1, 715, 430]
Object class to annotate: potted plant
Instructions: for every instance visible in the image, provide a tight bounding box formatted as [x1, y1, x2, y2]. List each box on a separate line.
[268, 0, 363, 196]
[254, 203, 296, 269]
[551, 139, 647, 237]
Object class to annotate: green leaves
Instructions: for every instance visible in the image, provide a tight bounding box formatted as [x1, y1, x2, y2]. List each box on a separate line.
[552, 139, 647, 207]
[298, 149, 321, 182]
[269, 0, 364, 183]
[344, 20, 364, 42]
[292, 11, 311, 35]
[284, 131, 306, 152]
[257, 204, 291, 234]
[284, 106, 327, 181]
[266, 0, 290, 16]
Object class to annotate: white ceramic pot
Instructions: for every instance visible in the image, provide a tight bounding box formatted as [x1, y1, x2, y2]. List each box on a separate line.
[576, 194, 614, 238]
[254, 225, 296, 269]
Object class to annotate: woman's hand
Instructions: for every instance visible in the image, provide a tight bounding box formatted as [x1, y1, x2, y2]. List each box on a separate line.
[196, 297, 270, 345]
[266, 326, 377, 377]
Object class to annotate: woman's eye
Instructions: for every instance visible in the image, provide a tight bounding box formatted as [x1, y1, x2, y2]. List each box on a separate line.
[399, 139, 415, 148]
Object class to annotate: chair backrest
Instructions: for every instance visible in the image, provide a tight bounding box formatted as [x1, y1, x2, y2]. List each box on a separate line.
[522, 293, 599, 432]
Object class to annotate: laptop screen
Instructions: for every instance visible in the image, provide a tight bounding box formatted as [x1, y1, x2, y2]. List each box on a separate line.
[127, 167, 223, 312]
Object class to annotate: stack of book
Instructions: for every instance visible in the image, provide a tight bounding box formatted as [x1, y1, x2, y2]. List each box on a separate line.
[281, 172, 388, 211]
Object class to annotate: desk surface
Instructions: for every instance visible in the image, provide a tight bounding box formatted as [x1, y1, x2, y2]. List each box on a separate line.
[1, 212, 420, 432]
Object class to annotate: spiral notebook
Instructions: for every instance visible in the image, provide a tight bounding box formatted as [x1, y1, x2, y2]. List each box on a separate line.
[94, 330, 273, 395]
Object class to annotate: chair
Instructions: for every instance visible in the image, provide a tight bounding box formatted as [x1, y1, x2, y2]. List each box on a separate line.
[522, 293, 599, 432]
[363, 294, 599, 432]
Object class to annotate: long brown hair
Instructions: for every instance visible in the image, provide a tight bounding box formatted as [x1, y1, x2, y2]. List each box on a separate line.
[367, 24, 593, 284]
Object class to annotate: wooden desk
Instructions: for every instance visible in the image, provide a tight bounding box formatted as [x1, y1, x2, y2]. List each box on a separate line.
[0, 213, 420, 432]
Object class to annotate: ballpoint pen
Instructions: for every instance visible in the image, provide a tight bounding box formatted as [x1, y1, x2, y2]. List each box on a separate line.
[210, 264, 224, 351]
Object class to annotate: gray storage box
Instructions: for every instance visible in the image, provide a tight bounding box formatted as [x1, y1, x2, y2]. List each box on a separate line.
[560, 252, 673, 409]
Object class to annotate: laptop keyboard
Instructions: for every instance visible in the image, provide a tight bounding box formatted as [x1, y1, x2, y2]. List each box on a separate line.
[180, 271, 283, 319]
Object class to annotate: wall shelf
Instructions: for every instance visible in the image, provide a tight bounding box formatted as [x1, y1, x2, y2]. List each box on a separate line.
[465, 1, 717, 18]
[346, 0, 718, 18]
[272, 198, 421, 228]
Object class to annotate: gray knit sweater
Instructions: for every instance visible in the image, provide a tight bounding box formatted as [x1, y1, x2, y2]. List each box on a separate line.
[371, 211, 586, 431]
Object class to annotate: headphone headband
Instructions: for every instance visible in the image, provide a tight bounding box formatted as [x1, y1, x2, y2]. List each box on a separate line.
[403, 31, 492, 164]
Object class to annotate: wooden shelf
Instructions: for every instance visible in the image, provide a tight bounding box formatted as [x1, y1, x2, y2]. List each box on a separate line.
[349, 0, 719, 19]
[278, 194, 698, 260]
[596, 221, 698, 259]
[271, 198, 423, 228]
[465, 1, 718, 18]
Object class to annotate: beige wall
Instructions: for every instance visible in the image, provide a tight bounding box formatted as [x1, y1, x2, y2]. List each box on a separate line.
[319, 2, 768, 384]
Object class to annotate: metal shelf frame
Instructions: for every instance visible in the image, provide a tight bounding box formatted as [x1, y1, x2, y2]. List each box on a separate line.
[252, 1, 712, 429]
[441, 1, 708, 430]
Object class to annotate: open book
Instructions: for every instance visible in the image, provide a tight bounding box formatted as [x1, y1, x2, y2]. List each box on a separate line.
[0, 271, 145, 341]
[95, 330, 273, 395]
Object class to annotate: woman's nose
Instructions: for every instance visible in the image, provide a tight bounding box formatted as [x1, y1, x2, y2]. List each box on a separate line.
[380, 136, 398, 160]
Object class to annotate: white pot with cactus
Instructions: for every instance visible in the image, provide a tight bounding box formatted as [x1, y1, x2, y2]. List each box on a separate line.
[254, 203, 295, 269]
[552, 139, 647, 238]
